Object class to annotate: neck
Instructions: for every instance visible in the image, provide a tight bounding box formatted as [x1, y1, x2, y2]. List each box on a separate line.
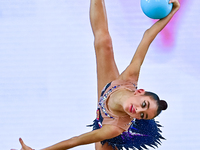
[108, 89, 134, 116]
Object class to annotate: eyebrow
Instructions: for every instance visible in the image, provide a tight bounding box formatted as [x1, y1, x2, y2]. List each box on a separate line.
[147, 101, 150, 109]
[146, 101, 150, 119]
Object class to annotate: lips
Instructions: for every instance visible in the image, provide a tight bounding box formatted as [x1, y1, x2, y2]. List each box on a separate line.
[130, 105, 136, 113]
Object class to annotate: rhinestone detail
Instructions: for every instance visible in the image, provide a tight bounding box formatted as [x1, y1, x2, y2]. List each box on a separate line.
[99, 85, 120, 119]
[99, 82, 137, 120]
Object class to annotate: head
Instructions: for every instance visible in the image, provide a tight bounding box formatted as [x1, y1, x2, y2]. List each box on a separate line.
[143, 91, 168, 117]
[123, 89, 168, 120]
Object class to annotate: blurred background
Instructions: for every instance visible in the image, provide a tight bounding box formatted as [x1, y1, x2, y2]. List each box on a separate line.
[0, 0, 199, 149]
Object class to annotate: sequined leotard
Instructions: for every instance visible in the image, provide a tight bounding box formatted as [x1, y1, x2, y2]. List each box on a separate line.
[98, 79, 137, 130]
[89, 79, 165, 150]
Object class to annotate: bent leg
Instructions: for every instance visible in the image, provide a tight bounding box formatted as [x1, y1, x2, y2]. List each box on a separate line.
[90, 0, 119, 101]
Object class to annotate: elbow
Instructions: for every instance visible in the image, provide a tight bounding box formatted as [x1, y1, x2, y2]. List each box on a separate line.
[144, 28, 150, 35]
[144, 29, 152, 38]
[143, 29, 156, 43]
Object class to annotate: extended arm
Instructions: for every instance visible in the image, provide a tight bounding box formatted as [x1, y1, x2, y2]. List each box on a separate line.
[41, 125, 123, 150]
[17, 125, 123, 150]
[119, 0, 180, 82]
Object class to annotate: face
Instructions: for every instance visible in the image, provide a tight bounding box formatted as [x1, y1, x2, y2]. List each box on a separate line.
[123, 89, 158, 120]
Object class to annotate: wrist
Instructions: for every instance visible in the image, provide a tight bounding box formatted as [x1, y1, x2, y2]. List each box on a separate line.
[172, 3, 180, 13]
[171, 7, 179, 15]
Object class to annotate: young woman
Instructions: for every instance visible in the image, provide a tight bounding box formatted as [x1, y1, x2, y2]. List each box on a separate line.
[13, 0, 180, 150]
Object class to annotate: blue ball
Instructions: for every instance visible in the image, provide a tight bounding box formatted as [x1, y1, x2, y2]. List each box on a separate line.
[141, 0, 173, 19]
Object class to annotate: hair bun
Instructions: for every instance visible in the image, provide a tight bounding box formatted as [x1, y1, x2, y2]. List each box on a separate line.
[159, 100, 168, 110]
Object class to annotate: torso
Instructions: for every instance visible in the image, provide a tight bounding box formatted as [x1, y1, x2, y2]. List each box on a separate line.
[98, 79, 137, 131]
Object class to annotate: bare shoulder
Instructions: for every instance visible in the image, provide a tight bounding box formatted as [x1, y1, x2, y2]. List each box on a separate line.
[117, 74, 138, 84]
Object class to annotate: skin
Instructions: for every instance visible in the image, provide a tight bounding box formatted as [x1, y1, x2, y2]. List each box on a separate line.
[107, 89, 158, 120]
[121, 89, 158, 120]
[12, 0, 180, 150]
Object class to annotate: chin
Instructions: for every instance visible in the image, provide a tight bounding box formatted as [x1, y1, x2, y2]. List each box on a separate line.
[124, 105, 130, 114]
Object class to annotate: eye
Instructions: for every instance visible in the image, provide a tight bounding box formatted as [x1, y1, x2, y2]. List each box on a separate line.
[142, 101, 146, 108]
[140, 112, 144, 119]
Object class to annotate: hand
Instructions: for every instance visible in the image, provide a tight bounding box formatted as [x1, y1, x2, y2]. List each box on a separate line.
[11, 138, 33, 150]
[169, 0, 181, 12]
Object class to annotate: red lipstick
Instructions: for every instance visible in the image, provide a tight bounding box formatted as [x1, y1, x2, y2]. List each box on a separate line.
[130, 105, 136, 113]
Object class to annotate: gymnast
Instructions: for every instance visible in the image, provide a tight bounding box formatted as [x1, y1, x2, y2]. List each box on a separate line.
[13, 0, 180, 150]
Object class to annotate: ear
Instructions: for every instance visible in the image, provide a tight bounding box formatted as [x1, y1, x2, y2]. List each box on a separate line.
[134, 89, 145, 95]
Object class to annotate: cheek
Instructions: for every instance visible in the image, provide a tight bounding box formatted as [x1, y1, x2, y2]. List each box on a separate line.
[129, 113, 140, 120]
[124, 99, 131, 107]
[124, 103, 130, 112]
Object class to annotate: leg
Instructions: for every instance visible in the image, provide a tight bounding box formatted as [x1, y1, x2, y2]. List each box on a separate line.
[90, 0, 119, 101]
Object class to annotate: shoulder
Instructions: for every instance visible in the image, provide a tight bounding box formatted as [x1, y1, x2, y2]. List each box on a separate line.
[112, 78, 137, 84]
[112, 78, 138, 90]
[117, 75, 138, 84]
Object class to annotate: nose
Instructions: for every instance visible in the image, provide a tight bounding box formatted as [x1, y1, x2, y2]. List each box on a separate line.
[135, 106, 146, 113]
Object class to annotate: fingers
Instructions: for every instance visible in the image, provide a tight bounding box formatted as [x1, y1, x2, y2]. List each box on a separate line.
[19, 138, 25, 147]
[11, 138, 25, 150]
[169, 0, 179, 4]
[19, 138, 33, 150]
[19, 138, 26, 147]
[169, 0, 180, 10]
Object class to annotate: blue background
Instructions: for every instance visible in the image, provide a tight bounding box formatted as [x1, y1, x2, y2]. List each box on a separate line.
[0, 0, 199, 150]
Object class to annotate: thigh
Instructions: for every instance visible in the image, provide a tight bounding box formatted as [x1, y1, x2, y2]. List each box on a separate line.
[95, 142, 117, 150]
[94, 33, 119, 101]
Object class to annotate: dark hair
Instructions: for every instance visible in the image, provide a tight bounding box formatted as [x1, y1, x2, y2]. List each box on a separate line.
[144, 91, 168, 117]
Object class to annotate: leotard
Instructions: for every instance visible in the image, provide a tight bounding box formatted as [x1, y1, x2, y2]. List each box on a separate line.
[89, 79, 165, 150]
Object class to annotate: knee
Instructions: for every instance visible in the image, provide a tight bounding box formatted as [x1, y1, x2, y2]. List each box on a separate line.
[94, 33, 113, 53]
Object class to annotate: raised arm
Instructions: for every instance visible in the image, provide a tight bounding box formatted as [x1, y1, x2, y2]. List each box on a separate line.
[16, 125, 123, 150]
[118, 0, 180, 82]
